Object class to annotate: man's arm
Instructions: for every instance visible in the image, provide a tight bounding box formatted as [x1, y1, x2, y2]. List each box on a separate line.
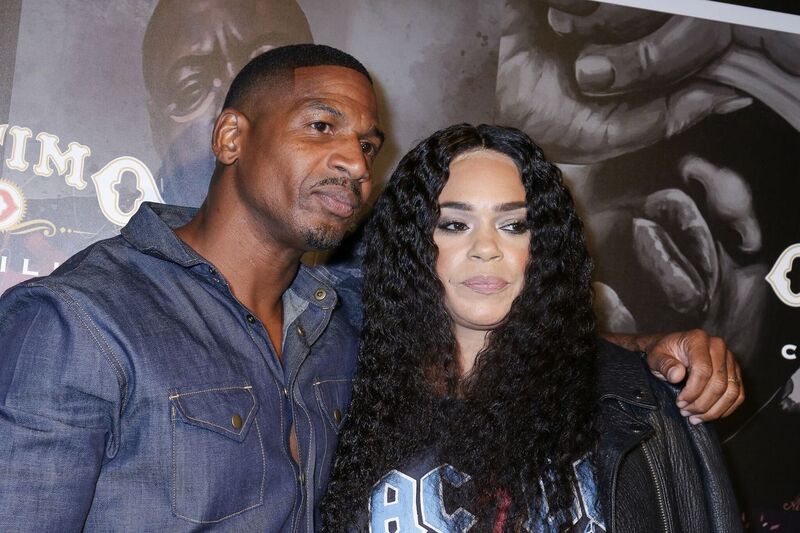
[0, 286, 120, 530]
[602, 329, 744, 424]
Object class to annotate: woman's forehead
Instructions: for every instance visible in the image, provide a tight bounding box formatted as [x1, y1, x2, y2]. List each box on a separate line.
[441, 150, 524, 202]
[451, 148, 514, 165]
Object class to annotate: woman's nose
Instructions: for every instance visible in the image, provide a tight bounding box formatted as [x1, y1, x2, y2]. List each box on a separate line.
[468, 228, 502, 261]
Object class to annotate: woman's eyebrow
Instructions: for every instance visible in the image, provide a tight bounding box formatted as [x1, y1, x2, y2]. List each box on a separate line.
[439, 201, 472, 211]
[495, 201, 527, 212]
[439, 201, 527, 212]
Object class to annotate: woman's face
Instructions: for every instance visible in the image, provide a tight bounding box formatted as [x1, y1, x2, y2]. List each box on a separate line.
[435, 149, 530, 334]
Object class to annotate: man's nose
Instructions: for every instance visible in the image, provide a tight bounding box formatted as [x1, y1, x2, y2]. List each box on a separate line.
[329, 136, 370, 183]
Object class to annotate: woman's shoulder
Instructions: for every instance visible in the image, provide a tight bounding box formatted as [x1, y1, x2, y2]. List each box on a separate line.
[595, 338, 680, 408]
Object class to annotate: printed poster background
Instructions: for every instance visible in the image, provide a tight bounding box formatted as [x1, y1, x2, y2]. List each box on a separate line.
[0, 0, 797, 529]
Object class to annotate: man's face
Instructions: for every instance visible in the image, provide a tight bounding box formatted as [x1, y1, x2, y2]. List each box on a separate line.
[235, 65, 383, 251]
[143, 0, 313, 156]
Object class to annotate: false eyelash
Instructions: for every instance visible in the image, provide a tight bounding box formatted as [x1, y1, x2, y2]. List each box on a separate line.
[502, 221, 530, 234]
[436, 220, 469, 232]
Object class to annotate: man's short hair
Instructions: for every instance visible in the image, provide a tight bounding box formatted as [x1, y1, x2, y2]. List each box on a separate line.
[222, 44, 372, 111]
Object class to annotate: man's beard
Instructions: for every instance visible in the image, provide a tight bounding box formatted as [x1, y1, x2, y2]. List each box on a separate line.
[301, 223, 347, 251]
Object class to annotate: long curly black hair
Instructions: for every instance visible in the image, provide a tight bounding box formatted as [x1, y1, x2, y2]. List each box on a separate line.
[322, 124, 598, 530]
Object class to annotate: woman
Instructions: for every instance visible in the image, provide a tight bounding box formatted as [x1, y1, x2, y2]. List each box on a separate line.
[322, 124, 739, 532]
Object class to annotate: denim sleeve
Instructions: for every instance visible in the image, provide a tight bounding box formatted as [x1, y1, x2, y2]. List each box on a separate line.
[0, 285, 125, 531]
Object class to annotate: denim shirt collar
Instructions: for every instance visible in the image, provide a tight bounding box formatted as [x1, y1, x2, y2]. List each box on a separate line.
[120, 202, 341, 312]
[120, 202, 201, 267]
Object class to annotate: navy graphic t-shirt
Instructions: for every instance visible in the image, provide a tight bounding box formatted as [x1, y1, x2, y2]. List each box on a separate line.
[364, 452, 605, 532]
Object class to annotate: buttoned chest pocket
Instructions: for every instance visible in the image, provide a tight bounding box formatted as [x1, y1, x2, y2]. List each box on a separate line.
[313, 377, 353, 433]
[169, 385, 265, 524]
[312, 377, 354, 491]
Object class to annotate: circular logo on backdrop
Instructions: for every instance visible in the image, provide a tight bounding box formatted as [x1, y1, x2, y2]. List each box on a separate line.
[0, 180, 26, 232]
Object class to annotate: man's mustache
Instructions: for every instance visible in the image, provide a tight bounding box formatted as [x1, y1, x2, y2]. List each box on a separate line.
[314, 176, 362, 199]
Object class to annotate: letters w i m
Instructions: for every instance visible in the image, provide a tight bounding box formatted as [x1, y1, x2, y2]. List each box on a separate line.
[0, 124, 163, 226]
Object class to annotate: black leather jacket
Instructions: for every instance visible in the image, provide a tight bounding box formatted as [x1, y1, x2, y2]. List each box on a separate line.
[594, 340, 742, 533]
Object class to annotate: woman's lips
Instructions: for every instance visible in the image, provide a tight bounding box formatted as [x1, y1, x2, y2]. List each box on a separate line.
[461, 276, 509, 294]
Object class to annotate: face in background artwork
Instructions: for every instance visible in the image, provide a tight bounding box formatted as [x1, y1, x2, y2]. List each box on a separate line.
[142, 0, 313, 206]
[434, 150, 530, 337]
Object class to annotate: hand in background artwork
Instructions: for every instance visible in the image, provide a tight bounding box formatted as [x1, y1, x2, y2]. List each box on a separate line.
[496, 0, 800, 164]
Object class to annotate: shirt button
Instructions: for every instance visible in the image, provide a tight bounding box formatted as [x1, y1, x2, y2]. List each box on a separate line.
[246, 314, 255, 324]
[332, 408, 342, 424]
[231, 413, 243, 429]
[296, 324, 305, 337]
[209, 267, 217, 276]
[282, 386, 289, 398]
[298, 472, 306, 484]
[314, 288, 327, 301]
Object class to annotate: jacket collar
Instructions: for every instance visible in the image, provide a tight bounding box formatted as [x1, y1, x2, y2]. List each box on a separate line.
[596, 339, 658, 410]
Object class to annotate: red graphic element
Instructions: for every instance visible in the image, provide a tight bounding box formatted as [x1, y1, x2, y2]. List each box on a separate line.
[0, 188, 20, 223]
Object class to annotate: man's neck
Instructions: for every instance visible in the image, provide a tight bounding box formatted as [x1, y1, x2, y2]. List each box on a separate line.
[174, 202, 302, 357]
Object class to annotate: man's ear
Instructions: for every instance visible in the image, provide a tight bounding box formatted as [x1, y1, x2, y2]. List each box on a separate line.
[212, 110, 245, 165]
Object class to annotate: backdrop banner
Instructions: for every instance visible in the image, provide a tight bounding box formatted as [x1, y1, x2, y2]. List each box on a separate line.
[0, 1, 797, 529]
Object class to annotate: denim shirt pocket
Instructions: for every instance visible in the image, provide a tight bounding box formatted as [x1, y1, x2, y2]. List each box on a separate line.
[313, 378, 353, 433]
[169, 384, 265, 524]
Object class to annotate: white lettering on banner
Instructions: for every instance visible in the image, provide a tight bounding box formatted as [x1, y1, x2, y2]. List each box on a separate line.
[91, 157, 163, 227]
[20, 258, 38, 277]
[765, 243, 800, 307]
[4, 125, 33, 172]
[783, 345, 797, 360]
[0, 124, 162, 227]
[0, 255, 59, 277]
[34, 132, 91, 190]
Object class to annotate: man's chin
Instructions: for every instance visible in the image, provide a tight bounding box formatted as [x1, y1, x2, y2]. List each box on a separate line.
[301, 226, 346, 252]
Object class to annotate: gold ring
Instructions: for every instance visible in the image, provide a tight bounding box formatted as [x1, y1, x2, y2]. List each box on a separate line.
[727, 377, 739, 384]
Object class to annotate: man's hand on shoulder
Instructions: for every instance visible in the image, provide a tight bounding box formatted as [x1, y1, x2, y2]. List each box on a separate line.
[602, 329, 744, 424]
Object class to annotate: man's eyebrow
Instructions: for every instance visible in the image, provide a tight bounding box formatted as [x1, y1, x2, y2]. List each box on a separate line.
[367, 126, 385, 145]
[307, 101, 384, 144]
[308, 102, 343, 118]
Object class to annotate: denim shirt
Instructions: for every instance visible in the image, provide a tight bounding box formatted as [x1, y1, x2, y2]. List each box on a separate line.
[0, 203, 362, 532]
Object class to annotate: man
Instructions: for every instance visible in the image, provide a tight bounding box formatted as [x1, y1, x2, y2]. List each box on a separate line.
[0, 45, 741, 531]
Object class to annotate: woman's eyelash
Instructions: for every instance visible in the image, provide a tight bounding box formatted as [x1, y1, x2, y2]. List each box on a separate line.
[502, 221, 530, 234]
[436, 220, 469, 232]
